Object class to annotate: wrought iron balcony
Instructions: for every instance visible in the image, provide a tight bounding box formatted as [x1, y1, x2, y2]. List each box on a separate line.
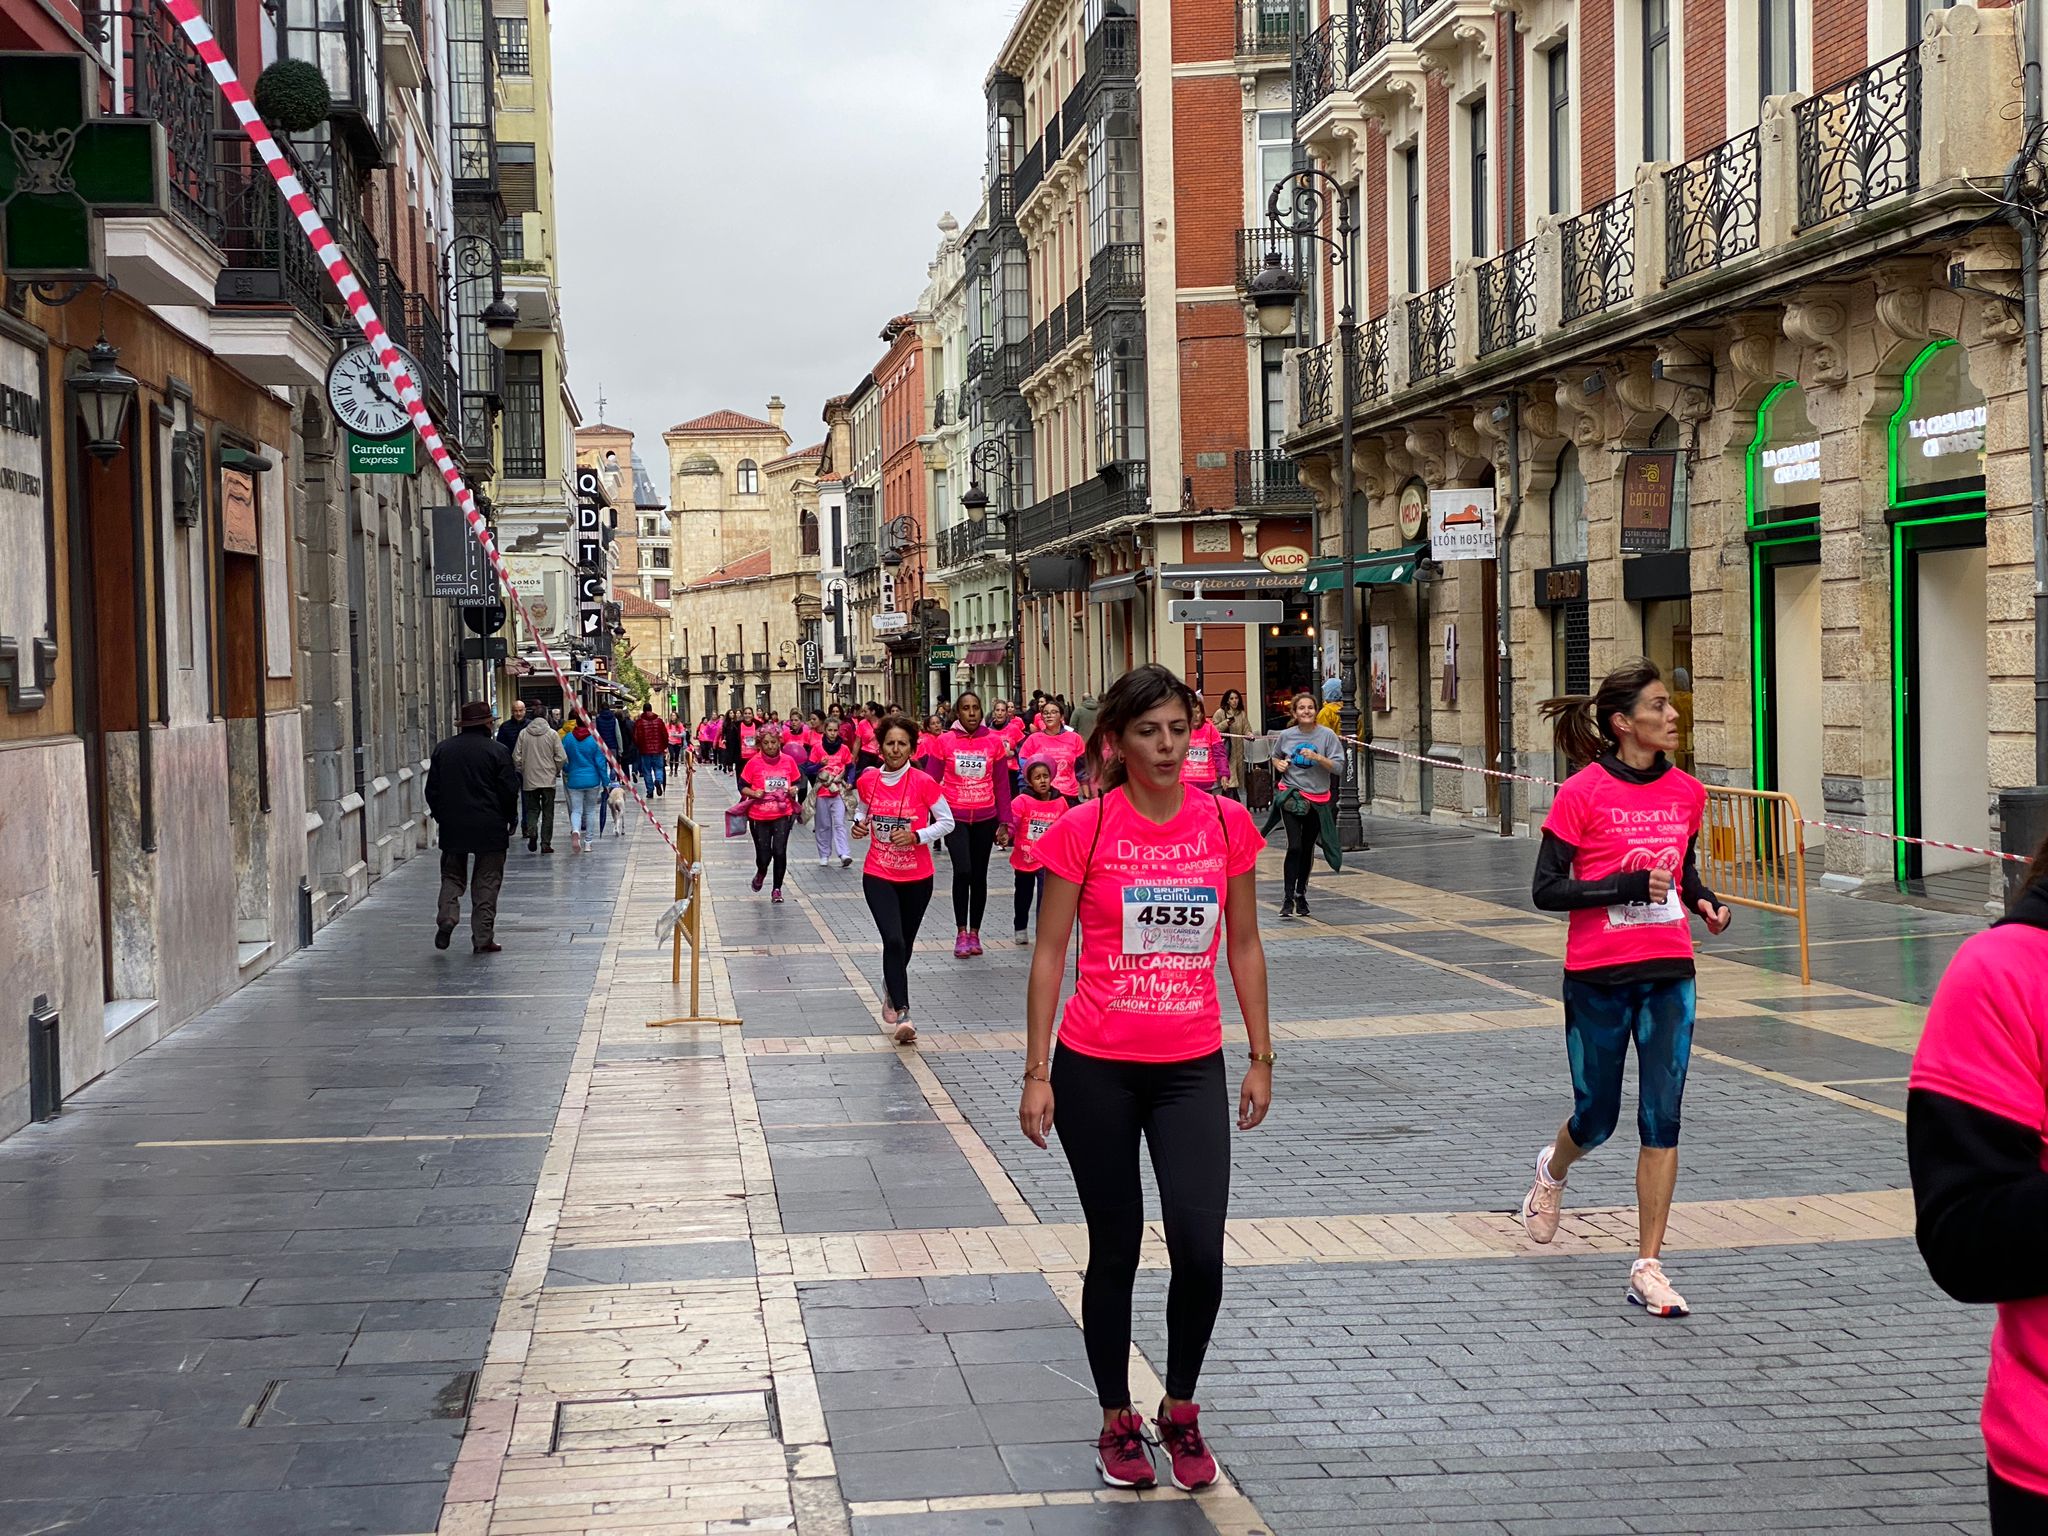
[1087, 244, 1143, 319]
[1477, 241, 1536, 356]
[669, 655, 689, 678]
[111, 1, 217, 239]
[1560, 190, 1636, 323]
[1237, 0, 1297, 56]
[212, 151, 328, 324]
[701, 653, 718, 675]
[1236, 449, 1312, 508]
[1358, 315, 1389, 405]
[1297, 338, 1335, 428]
[1015, 141, 1046, 207]
[1665, 126, 1761, 282]
[1293, 324, 1379, 431]
[1236, 227, 1308, 294]
[1015, 461, 1149, 552]
[1062, 78, 1089, 147]
[1796, 47, 1920, 231]
[989, 172, 1016, 226]
[724, 653, 743, 673]
[938, 519, 998, 568]
[1294, 13, 1338, 117]
[1085, 13, 1137, 88]
[966, 338, 991, 383]
[1408, 281, 1455, 382]
[991, 340, 1030, 393]
[751, 652, 769, 673]
[846, 541, 880, 577]
[1029, 318, 1050, 374]
[1065, 288, 1085, 338]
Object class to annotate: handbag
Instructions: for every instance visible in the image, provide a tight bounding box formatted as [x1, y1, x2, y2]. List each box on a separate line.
[724, 803, 749, 839]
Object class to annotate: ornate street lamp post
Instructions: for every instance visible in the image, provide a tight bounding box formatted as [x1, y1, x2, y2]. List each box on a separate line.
[960, 435, 1022, 708]
[1248, 170, 1365, 851]
[442, 232, 519, 347]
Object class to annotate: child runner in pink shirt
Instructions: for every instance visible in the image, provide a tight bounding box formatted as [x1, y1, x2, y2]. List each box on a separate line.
[1001, 759, 1067, 943]
[1518, 661, 1730, 1320]
[810, 721, 856, 867]
[853, 716, 953, 1043]
[1017, 665, 1270, 1495]
[1910, 860, 2048, 1532]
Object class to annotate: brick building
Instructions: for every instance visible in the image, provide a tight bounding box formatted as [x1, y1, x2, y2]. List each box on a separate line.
[1281, 0, 2026, 901]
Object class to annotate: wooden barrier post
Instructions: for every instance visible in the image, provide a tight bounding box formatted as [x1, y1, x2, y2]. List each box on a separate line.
[650, 812, 744, 1027]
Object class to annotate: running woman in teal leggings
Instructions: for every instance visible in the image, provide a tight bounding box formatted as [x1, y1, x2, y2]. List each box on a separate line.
[1519, 660, 1730, 1317]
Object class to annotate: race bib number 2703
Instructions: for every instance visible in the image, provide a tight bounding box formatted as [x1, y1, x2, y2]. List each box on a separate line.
[1121, 885, 1219, 955]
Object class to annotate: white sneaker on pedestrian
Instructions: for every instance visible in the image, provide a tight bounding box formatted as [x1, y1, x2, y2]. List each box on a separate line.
[819, 856, 830, 866]
[1627, 1257, 1691, 1318]
[1519, 1146, 1565, 1244]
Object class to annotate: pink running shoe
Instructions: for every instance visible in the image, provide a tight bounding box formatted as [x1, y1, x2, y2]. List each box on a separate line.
[1627, 1257, 1691, 1318]
[1095, 1409, 1156, 1489]
[1154, 1401, 1218, 1491]
[771, 888, 784, 904]
[750, 871, 765, 892]
[954, 931, 973, 959]
[1519, 1146, 1565, 1245]
[965, 930, 983, 956]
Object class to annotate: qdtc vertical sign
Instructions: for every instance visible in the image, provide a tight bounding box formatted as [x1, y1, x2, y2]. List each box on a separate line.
[575, 466, 609, 653]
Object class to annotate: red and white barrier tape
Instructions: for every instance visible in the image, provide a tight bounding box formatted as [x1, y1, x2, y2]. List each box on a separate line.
[1221, 729, 2027, 865]
[158, 0, 677, 853]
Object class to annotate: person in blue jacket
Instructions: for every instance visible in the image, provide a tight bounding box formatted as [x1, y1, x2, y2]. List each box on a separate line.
[561, 715, 612, 853]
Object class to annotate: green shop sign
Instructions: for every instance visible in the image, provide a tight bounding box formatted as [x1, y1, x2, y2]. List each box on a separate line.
[927, 644, 957, 666]
[0, 54, 165, 279]
[348, 431, 417, 475]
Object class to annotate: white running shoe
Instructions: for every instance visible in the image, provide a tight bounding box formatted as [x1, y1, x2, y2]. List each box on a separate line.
[1519, 1146, 1565, 1244]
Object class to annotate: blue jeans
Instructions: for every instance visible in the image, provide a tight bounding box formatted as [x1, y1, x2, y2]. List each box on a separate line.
[638, 753, 664, 796]
[1562, 976, 1696, 1152]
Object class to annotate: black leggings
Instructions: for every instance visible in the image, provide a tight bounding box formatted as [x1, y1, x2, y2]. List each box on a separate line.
[1051, 1045, 1229, 1408]
[750, 815, 792, 888]
[1280, 805, 1317, 899]
[862, 873, 933, 1010]
[1991, 1468, 2048, 1534]
[946, 818, 999, 929]
[1013, 868, 1041, 931]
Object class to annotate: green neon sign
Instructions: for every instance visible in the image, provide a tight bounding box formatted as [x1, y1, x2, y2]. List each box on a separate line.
[0, 54, 166, 280]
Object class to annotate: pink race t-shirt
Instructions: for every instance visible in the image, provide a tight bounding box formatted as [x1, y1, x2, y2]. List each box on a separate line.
[927, 727, 1005, 817]
[813, 743, 854, 798]
[739, 725, 760, 760]
[1021, 729, 1085, 798]
[1542, 760, 1707, 974]
[855, 718, 878, 756]
[1181, 723, 1223, 788]
[856, 766, 943, 882]
[1008, 793, 1069, 873]
[1037, 789, 1264, 1062]
[1911, 923, 2048, 1497]
[997, 716, 1027, 758]
[740, 751, 803, 821]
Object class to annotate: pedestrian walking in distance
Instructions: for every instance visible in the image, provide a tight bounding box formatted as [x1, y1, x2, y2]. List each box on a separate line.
[1269, 692, 1344, 918]
[632, 702, 668, 798]
[495, 697, 527, 754]
[1017, 664, 1271, 1494]
[1908, 832, 2048, 1534]
[514, 705, 566, 854]
[923, 690, 1012, 959]
[852, 716, 952, 1044]
[738, 724, 803, 903]
[561, 713, 609, 853]
[1520, 660, 1730, 1318]
[426, 701, 520, 954]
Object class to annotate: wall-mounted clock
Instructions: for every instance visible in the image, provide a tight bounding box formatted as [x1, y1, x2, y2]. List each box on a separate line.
[325, 341, 423, 440]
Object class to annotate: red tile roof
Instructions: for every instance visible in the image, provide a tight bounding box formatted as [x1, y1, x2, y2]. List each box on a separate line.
[668, 409, 782, 435]
[613, 590, 668, 618]
[690, 548, 774, 586]
[766, 442, 826, 469]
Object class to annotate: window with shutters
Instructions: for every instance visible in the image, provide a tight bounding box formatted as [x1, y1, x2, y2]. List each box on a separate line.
[498, 142, 538, 215]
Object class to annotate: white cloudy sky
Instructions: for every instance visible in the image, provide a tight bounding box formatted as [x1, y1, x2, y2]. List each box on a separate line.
[554, 1, 1020, 466]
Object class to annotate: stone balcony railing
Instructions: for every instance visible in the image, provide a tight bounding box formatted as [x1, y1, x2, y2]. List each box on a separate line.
[1282, 5, 2016, 445]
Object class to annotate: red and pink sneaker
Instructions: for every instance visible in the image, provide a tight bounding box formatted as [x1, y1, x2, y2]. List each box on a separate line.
[965, 930, 983, 956]
[953, 931, 973, 959]
[1095, 1409, 1155, 1489]
[1154, 1401, 1218, 1491]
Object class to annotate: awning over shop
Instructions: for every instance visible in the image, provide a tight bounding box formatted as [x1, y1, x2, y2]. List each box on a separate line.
[1087, 570, 1150, 604]
[1300, 542, 1429, 594]
[964, 641, 1009, 666]
[1158, 563, 1304, 592]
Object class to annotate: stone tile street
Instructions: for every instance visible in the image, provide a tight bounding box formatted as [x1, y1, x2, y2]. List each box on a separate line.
[0, 797, 2000, 1535]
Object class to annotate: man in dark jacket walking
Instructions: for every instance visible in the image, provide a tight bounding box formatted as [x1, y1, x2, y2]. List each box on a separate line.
[427, 700, 521, 953]
[495, 697, 526, 753]
[632, 702, 669, 798]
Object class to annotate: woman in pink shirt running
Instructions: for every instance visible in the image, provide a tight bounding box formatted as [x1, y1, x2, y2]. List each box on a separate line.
[1517, 660, 1731, 1319]
[1180, 697, 1223, 793]
[1910, 844, 2048, 1532]
[737, 724, 804, 903]
[923, 691, 1014, 958]
[1019, 698, 1086, 804]
[853, 716, 954, 1043]
[1017, 664, 1271, 1495]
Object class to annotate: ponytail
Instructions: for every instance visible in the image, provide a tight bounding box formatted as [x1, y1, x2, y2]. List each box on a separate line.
[1540, 658, 1663, 770]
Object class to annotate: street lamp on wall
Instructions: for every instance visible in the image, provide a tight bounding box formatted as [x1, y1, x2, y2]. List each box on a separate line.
[444, 232, 518, 349]
[1262, 166, 1366, 851]
[72, 339, 138, 463]
[963, 436, 1022, 706]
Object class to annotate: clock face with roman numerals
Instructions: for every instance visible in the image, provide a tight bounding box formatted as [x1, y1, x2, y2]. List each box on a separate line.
[325, 342, 423, 440]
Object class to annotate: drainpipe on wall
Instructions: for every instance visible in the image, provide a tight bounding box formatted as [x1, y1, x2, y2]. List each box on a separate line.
[1496, 14, 1522, 838]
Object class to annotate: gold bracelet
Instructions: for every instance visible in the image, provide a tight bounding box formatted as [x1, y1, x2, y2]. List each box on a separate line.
[1248, 1051, 1277, 1066]
[1022, 1069, 1050, 1084]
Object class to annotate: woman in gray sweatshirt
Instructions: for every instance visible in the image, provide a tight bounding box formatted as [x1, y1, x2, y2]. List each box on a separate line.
[1270, 692, 1344, 917]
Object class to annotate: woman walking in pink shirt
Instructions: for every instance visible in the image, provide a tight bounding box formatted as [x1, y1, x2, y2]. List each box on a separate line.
[853, 716, 953, 1043]
[737, 724, 804, 903]
[1019, 698, 1086, 804]
[1910, 844, 2048, 1532]
[1517, 660, 1731, 1318]
[923, 691, 1013, 958]
[1180, 697, 1223, 794]
[1017, 664, 1271, 1494]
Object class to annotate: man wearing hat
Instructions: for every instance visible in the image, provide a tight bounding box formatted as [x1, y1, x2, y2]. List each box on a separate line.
[426, 700, 522, 953]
